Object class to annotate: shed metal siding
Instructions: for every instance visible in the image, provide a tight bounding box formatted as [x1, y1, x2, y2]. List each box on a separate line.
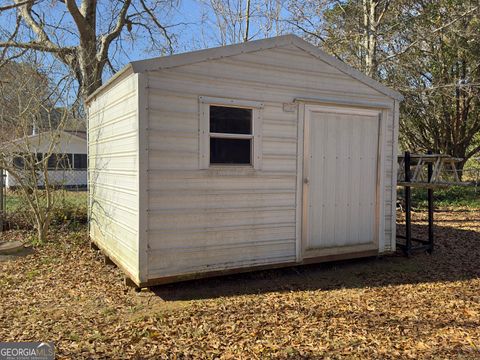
[305, 110, 380, 249]
[88, 73, 140, 281]
[145, 44, 396, 279]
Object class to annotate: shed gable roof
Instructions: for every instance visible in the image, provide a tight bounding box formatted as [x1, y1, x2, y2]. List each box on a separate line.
[87, 35, 403, 103]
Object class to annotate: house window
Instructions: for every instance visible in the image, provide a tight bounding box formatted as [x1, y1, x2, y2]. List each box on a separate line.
[46, 153, 73, 170]
[13, 155, 25, 169]
[200, 97, 263, 169]
[13, 153, 43, 169]
[73, 154, 87, 170]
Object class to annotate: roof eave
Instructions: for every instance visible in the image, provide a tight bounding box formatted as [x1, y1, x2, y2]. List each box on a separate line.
[84, 64, 134, 105]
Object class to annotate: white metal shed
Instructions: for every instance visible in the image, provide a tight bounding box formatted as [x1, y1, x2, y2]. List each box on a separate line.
[87, 35, 403, 287]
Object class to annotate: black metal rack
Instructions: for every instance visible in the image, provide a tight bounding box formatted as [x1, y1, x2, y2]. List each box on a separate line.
[0, 168, 4, 232]
[397, 151, 434, 256]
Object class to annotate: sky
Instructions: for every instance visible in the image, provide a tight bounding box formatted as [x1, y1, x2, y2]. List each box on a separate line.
[0, 0, 299, 100]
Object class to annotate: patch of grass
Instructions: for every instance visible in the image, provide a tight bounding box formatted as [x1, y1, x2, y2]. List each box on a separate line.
[5, 190, 87, 213]
[4, 190, 88, 231]
[66, 332, 80, 342]
[399, 185, 480, 209]
[25, 269, 40, 280]
[100, 307, 117, 317]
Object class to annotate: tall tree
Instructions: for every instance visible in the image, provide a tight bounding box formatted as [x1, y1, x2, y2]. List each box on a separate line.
[199, 0, 284, 46]
[0, 0, 177, 100]
[288, 0, 480, 167]
[397, 1, 480, 170]
[287, 0, 406, 79]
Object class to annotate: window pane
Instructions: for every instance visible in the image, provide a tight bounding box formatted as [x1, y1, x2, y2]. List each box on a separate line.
[46, 154, 57, 169]
[210, 106, 252, 134]
[61, 154, 73, 169]
[13, 156, 25, 169]
[46, 154, 72, 169]
[210, 138, 251, 164]
[74, 154, 87, 169]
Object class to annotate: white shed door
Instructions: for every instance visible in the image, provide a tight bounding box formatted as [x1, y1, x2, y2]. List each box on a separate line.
[302, 105, 381, 258]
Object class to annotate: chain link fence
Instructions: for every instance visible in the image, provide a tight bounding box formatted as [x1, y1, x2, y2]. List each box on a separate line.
[0, 168, 87, 233]
[0, 168, 5, 232]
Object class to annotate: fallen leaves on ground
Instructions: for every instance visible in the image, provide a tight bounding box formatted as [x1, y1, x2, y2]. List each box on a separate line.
[0, 209, 479, 359]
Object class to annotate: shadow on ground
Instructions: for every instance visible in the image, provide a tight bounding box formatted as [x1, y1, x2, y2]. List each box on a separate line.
[153, 219, 480, 301]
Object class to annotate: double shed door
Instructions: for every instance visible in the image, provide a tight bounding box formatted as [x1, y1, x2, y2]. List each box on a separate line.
[302, 105, 383, 259]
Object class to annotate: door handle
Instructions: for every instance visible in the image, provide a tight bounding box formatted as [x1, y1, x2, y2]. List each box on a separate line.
[304, 177, 309, 184]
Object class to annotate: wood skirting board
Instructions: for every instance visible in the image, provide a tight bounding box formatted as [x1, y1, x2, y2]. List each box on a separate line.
[132, 249, 380, 288]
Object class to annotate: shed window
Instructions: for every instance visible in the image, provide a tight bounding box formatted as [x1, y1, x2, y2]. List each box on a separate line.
[210, 106, 252, 134]
[209, 106, 253, 165]
[200, 97, 263, 169]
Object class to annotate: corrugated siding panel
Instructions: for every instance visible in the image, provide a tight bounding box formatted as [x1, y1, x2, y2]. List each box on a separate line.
[88, 73, 139, 279]
[383, 103, 396, 252]
[306, 111, 380, 249]
[146, 44, 395, 279]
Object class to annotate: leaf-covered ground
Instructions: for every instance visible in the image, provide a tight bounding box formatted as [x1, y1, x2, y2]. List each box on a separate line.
[1, 209, 479, 359]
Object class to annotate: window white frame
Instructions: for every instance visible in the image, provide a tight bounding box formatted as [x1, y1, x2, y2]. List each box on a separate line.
[199, 96, 263, 169]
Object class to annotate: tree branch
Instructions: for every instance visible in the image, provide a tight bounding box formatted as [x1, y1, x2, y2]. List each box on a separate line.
[383, 5, 479, 63]
[0, 0, 33, 11]
[0, 40, 73, 54]
[14, 0, 57, 49]
[466, 144, 480, 159]
[64, 0, 89, 35]
[97, 0, 132, 62]
[139, 0, 173, 53]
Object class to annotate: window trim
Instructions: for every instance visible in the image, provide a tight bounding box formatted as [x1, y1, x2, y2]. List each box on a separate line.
[199, 96, 263, 169]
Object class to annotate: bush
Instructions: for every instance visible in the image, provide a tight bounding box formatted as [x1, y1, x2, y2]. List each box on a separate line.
[3, 190, 88, 231]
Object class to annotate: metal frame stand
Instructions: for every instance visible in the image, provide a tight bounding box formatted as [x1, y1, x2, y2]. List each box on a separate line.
[0, 168, 4, 232]
[397, 151, 434, 256]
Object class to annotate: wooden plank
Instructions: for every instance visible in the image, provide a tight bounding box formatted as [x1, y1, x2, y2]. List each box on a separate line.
[139, 249, 379, 288]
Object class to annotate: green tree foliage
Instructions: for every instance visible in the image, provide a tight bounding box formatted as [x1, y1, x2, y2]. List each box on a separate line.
[397, 1, 480, 170]
[289, 0, 480, 168]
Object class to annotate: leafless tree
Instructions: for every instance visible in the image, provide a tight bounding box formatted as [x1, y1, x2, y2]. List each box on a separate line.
[286, 0, 397, 78]
[198, 0, 285, 46]
[0, 57, 78, 243]
[0, 0, 178, 101]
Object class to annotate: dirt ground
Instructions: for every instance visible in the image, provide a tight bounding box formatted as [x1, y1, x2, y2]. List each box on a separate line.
[0, 209, 479, 359]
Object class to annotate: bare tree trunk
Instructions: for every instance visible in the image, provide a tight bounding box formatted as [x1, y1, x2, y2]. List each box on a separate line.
[0, 0, 173, 101]
[362, 0, 378, 77]
[36, 215, 49, 243]
[244, 0, 251, 42]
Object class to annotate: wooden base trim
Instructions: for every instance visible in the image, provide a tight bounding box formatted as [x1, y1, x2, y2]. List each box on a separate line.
[137, 249, 379, 288]
[300, 249, 379, 264]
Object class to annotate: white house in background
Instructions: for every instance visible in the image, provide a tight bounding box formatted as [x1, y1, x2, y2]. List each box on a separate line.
[4, 130, 87, 189]
[87, 34, 403, 288]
